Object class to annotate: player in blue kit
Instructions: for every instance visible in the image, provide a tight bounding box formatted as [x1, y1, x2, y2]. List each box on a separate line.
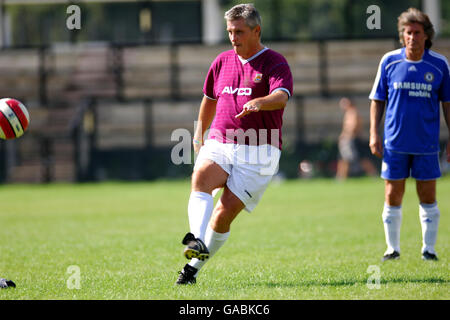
[369, 8, 450, 262]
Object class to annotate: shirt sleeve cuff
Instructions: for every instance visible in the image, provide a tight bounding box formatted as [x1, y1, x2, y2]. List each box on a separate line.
[204, 94, 217, 101]
[369, 94, 386, 101]
[270, 88, 291, 98]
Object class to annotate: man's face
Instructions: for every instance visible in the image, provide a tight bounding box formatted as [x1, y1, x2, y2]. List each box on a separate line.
[227, 18, 260, 58]
[402, 22, 428, 54]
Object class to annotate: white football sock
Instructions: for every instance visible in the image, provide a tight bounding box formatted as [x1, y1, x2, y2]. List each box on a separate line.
[188, 191, 214, 241]
[189, 225, 230, 274]
[419, 202, 440, 254]
[382, 203, 402, 254]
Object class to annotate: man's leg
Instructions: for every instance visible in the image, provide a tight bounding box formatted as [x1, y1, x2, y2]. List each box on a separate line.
[382, 179, 405, 260]
[188, 160, 228, 241]
[360, 158, 377, 177]
[188, 186, 245, 272]
[416, 180, 440, 259]
[385, 179, 405, 207]
[176, 161, 230, 285]
[336, 160, 349, 180]
[416, 179, 436, 204]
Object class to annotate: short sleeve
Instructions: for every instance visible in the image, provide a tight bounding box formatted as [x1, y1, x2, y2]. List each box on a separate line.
[268, 63, 293, 97]
[438, 58, 450, 102]
[369, 57, 388, 101]
[203, 60, 217, 100]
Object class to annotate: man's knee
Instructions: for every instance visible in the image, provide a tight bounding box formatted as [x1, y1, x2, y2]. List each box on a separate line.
[191, 169, 207, 191]
[191, 161, 227, 193]
[418, 192, 436, 204]
[385, 180, 405, 206]
[416, 180, 436, 204]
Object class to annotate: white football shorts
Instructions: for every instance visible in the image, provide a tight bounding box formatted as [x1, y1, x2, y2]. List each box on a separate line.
[194, 139, 281, 212]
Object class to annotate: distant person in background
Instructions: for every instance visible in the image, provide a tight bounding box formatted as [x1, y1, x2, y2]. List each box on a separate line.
[336, 97, 376, 180]
[369, 8, 450, 262]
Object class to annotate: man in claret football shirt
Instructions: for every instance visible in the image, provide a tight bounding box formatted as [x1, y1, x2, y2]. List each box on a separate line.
[176, 3, 293, 285]
[369, 8, 450, 262]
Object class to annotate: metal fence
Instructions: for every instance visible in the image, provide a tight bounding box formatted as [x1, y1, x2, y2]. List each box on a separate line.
[1, 38, 449, 182]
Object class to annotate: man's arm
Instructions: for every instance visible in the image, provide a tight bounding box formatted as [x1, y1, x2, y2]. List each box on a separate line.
[193, 96, 217, 153]
[369, 99, 386, 158]
[235, 90, 289, 119]
[443, 101, 450, 162]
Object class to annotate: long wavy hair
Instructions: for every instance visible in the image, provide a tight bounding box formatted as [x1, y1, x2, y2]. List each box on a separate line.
[398, 8, 435, 49]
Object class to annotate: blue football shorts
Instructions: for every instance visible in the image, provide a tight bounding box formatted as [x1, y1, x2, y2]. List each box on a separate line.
[381, 148, 441, 181]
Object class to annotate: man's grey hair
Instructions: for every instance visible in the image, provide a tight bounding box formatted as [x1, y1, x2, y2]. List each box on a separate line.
[224, 3, 262, 29]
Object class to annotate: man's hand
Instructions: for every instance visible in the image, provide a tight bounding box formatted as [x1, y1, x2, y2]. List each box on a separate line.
[235, 100, 261, 119]
[235, 91, 288, 119]
[369, 133, 383, 158]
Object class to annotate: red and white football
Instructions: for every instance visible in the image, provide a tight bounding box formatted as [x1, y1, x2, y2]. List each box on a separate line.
[0, 98, 30, 140]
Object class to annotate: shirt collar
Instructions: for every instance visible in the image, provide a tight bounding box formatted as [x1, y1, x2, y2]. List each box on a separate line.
[403, 47, 427, 63]
[238, 47, 269, 64]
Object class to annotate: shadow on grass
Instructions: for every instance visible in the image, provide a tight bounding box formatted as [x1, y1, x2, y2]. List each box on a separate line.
[254, 277, 448, 288]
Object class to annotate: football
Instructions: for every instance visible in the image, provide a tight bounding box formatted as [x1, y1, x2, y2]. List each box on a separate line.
[0, 98, 30, 140]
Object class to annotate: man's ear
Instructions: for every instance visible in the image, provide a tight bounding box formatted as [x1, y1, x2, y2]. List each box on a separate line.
[254, 25, 261, 38]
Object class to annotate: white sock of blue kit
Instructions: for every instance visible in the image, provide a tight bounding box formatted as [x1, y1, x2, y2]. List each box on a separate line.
[188, 191, 214, 241]
[189, 225, 230, 274]
[382, 203, 402, 254]
[419, 202, 440, 254]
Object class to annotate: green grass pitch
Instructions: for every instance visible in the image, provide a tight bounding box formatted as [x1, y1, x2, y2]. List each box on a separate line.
[0, 176, 448, 300]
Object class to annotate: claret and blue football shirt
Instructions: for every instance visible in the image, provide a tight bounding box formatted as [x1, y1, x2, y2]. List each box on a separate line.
[370, 47, 450, 154]
[203, 47, 293, 149]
